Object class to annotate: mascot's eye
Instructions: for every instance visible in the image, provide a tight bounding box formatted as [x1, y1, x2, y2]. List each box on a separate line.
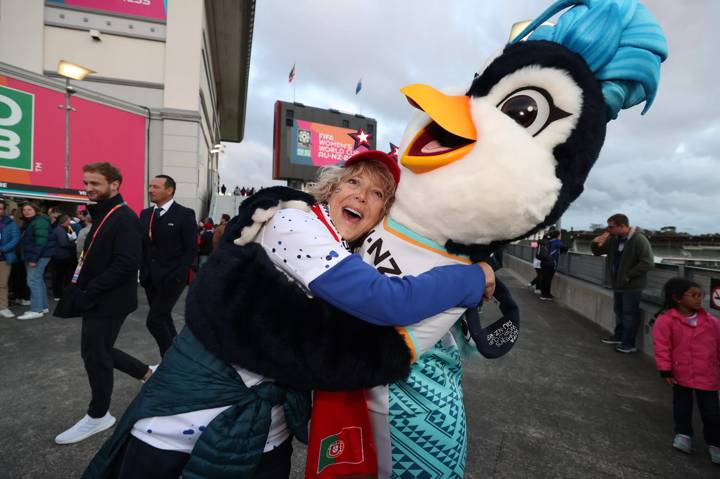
[498, 87, 571, 136]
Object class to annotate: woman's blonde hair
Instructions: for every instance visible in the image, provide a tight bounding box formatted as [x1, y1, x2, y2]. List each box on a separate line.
[306, 160, 396, 215]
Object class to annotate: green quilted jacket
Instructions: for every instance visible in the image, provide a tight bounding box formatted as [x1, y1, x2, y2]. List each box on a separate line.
[82, 327, 310, 479]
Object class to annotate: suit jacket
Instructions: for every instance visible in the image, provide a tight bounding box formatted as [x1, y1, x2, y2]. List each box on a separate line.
[76, 193, 141, 319]
[139, 200, 197, 288]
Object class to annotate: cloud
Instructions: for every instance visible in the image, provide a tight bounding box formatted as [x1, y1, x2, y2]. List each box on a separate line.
[222, 0, 719, 234]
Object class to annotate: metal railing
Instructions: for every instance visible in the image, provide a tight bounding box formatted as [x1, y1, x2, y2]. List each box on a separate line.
[506, 244, 720, 313]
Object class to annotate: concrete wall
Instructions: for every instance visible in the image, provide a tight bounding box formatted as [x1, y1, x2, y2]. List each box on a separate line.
[504, 255, 658, 359]
[158, 117, 201, 216]
[163, 0, 202, 111]
[0, 0, 44, 73]
[67, 81, 164, 109]
[43, 26, 165, 84]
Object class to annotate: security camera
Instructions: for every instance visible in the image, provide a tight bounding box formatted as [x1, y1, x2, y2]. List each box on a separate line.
[89, 29, 102, 41]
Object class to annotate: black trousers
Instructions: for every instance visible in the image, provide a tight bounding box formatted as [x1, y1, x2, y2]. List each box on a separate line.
[81, 315, 148, 418]
[145, 279, 186, 357]
[9, 261, 30, 301]
[674, 385, 720, 446]
[529, 268, 541, 289]
[539, 263, 556, 297]
[117, 435, 293, 479]
[51, 257, 77, 298]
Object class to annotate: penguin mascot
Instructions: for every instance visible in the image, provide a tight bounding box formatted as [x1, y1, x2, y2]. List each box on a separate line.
[342, 1, 668, 475]
[85, 1, 667, 478]
[199, 1, 666, 477]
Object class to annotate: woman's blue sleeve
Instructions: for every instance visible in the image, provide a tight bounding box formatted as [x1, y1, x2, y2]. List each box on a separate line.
[309, 254, 485, 326]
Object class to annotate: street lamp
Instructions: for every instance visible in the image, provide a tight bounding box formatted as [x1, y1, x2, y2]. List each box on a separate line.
[57, 60, 95, 189]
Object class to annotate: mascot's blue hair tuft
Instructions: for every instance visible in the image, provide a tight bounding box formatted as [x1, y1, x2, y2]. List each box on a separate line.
[511, 0, 668, 121]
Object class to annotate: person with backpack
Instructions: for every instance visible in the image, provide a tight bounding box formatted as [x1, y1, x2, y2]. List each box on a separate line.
[17, 202, 57, 320]
[537, 229, 567, 301]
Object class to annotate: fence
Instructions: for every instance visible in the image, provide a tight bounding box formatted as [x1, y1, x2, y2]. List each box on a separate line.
[505, 244, 720, 313]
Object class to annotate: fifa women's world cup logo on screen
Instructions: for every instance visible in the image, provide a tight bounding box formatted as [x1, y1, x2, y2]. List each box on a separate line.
[297, 128, 312, 158]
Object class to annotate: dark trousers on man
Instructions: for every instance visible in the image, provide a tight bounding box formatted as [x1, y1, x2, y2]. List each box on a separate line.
[145, 280, 185, 357]
[674, 385, 720, 446]
[81, 315, 148, 418]
[539, 263, 556, 297]
[612, 291, 642, 347]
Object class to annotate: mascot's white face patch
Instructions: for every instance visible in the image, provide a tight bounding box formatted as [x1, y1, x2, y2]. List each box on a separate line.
[393, 66, 583, 245]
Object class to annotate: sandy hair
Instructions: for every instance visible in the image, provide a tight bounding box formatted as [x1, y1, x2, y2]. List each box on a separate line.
[306, 161, 396, 215]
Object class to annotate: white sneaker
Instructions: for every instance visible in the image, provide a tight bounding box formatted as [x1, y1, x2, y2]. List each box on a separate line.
[54, 412, 116, 445]
[710, 445, 720, 464]
[16, 311, 44, 321]
[19, 299, 31, 306]
[42, 308, 50, 313]
[53, 297, 61, 301]
[673, 434, 693, 454]
[0, 308, 14, 318]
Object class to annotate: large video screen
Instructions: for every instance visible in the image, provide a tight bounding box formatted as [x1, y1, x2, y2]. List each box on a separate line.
[289, 120, 358, 167]
[273, 101, 377, 182]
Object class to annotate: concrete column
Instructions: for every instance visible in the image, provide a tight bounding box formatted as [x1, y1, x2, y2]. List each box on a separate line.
[162, 0, 203, 110]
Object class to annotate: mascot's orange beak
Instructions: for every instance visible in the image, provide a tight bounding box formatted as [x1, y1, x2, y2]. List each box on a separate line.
[400, 84, 477, 174]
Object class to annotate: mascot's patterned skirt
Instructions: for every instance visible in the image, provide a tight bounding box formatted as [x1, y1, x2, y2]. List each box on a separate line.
[388, 344, 466, 478]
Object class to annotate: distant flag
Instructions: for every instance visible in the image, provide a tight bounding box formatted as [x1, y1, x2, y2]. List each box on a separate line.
[348, 127, 372, 150]
[288, 63, 296, 83]
[355, 78, 362, 95]
[387, 143, 399, 160]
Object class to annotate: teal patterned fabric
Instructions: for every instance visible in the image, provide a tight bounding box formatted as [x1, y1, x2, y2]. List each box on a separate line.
[388, 343, 466, 478]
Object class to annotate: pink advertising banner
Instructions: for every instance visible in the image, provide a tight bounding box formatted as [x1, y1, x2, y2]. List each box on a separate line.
[0, 75, 146, 213]
[47, 0, 167, 22]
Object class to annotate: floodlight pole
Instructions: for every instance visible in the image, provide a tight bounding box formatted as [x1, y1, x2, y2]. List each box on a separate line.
[59, 78, 76, 189]
[64, 78, 70, 189]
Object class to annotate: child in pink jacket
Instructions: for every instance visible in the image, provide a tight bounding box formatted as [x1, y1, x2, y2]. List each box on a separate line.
[652, 278, 720, 465]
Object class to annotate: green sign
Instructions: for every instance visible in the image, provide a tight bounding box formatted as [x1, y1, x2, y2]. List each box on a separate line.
[0, 85, 34, 171]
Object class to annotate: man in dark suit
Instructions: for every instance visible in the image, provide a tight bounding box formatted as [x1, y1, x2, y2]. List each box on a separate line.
[55, 162, 152, 445]
[139, 175, 197, 357]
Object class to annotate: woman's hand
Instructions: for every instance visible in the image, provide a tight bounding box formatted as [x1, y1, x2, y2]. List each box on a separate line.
[477, 262, 496, 300]
[28, 262, 37, 268]
[663, 377, 677, 386]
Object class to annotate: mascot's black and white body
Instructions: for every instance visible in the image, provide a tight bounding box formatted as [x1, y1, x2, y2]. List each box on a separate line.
[354, 39, 612, 476]
[189, 1, 667, 477]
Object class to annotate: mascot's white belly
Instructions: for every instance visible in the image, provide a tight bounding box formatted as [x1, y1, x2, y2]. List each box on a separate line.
[359, 216, 471, 478]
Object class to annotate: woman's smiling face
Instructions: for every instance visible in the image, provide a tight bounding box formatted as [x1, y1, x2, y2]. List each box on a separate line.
[327, 170, 387, 243]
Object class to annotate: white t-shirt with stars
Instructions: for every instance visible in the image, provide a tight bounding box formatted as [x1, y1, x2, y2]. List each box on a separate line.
[131, 206, 350, 454]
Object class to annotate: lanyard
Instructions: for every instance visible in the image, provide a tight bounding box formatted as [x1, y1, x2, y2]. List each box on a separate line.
[71, 202, 125, 284]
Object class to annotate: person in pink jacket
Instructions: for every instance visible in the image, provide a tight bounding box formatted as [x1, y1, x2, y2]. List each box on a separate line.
[652, 277, 720, 465]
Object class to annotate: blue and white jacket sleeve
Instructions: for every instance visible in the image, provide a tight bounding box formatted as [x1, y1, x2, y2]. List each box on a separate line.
[257, 208, 486, 327]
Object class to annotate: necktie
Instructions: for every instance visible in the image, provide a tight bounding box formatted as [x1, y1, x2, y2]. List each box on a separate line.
[149, 207, 163, 240]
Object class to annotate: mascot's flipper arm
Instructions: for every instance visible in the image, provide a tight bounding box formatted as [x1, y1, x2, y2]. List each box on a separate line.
[463, 277, 520, 359]
[186, 187, 412, 391]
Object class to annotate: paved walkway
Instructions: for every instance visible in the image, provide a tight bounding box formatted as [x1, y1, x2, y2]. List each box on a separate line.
[0, 271, 716, 478]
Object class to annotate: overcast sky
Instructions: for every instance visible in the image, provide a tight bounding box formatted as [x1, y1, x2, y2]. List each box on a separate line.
[219, 0, 719, 234]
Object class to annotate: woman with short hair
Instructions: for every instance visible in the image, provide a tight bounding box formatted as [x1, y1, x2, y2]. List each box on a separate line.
[84, 150, 495, 479]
